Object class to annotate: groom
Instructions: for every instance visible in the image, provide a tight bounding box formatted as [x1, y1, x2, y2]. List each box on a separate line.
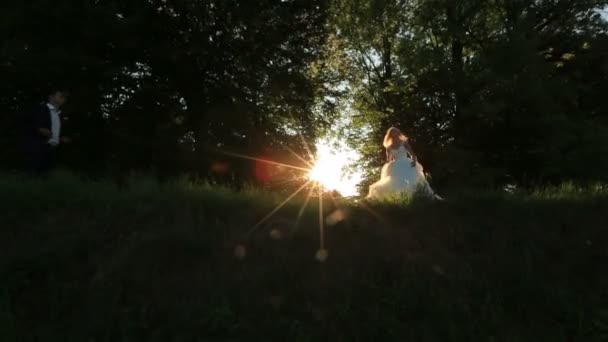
[23, 87, 71, 175]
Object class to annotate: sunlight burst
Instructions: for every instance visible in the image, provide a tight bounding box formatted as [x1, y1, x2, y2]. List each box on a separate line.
[219, 137, 362, 263]
[307, 142, 361, 197]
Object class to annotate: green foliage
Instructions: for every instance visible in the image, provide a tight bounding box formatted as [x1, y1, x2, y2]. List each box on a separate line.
[3, 1, 607, 193]
[0, 0, 335, 183]
[330, 0, 608, 191]
[2, 174, 608, 340]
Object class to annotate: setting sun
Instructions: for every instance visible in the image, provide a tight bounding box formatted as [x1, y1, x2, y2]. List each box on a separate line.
[308, 141, 362, 197]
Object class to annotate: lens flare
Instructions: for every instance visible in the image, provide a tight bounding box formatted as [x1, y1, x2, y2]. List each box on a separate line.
[307, 143, 360, 196]
[220, 139, 362, 261]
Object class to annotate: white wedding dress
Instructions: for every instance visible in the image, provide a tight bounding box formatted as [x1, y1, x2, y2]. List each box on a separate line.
[367, 144, 435, 199]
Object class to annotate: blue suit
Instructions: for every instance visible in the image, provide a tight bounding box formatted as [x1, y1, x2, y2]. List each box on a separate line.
[22, 103, 54, 174]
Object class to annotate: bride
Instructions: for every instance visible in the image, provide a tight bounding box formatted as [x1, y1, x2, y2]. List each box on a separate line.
[367, 127, 440, 200]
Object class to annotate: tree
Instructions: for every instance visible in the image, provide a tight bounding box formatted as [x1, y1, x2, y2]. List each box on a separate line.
[0, 0, 335, 186]
[331, 0, 608, 191]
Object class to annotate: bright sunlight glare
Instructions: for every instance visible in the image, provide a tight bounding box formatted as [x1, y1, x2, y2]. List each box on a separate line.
[308, 141, 362, 197]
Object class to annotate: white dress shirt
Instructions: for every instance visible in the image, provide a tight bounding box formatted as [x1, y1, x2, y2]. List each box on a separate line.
[47, 103, 61, 146]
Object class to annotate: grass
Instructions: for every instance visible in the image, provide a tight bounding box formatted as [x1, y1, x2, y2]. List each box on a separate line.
[1, 172, 608, 341]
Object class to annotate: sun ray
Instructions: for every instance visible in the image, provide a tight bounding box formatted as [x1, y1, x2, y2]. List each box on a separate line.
[220, 135, 364, 262]
[297, 133, 316, 164]
[273, 176, 306, 186]
[283, 113, 317, 166]
[318, 184, 325, 250]
[315, 183, 329, 262]
[217, 149, 310, 172]
[246, 180, 312, 238]
[286, 113, 316, 164]
[292, 184, 315, 232]
[285, 145, 315, 168]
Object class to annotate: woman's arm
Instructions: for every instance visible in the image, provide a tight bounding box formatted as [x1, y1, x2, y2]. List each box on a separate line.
[403, 140, 418, 165]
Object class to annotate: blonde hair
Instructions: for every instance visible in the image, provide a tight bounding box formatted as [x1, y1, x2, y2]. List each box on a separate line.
[383, 127, 408, 148]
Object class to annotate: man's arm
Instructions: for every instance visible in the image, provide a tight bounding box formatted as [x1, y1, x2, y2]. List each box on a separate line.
[38, 128, 52, 138]
[32, 105, 51, 138]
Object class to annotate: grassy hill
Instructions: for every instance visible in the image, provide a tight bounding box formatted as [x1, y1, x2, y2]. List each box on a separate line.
[1, 173, 607, 341]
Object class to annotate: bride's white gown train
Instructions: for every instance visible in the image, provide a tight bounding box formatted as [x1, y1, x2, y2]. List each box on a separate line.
[367, 145, 436, 199]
